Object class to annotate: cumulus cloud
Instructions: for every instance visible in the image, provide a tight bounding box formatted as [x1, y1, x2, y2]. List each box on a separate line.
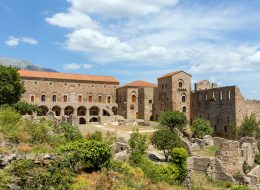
[5, 36, 20, 46]
[63, 63, 92, 70]
[46, 0, 260, 74]
[5, 36, 38, 46]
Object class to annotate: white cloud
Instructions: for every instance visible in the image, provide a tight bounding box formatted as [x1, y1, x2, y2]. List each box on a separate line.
[82, 64, 92, 69]
[63, 63, 93, 70]
[67, 0, 178, 17]
[46, 11, 98, 29]
[5, 36, 38, 46]
[5, 36, 20, 46]
[21, 37, 38, 45]
[46, 0, 260, 74]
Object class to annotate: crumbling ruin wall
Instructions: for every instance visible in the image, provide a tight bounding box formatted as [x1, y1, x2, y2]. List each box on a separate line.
[188, 156, 236, 183]
[235, 87, 260, 126]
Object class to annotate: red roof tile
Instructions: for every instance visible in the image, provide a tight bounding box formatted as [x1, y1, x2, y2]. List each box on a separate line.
[19, 70, 119, 84]
[122, 80, 157, 88]
[158, 70, 191, 79]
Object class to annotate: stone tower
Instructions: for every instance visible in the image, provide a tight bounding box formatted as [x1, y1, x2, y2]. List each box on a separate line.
[155, 71, 192, 121]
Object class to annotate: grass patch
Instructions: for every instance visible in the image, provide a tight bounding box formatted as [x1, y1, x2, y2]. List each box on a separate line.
[193, 145, 219, 157]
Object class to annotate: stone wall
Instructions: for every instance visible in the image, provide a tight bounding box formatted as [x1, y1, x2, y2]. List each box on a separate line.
[138, 87, 154, 121]
[194, 80, 217, 91]
[21, 77, 119, 124]
[188, 156, 236, 183]
[191, 86, 237, 136]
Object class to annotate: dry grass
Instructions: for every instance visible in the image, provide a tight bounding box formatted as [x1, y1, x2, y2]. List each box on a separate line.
[192, 146, 219, 157]
[16, 143, 32, 153]
[191, 172, 233, 190]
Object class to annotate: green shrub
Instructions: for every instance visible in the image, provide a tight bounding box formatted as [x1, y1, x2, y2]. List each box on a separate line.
[192, 118, 213, 138]
[128, 129, 149, 164]
[13, 101, 39, 115]
[89, 131, 103, 141]
[239, 114, 260, 138]
[171, 147, 188, 182]
[255, 153, 260, 165]
[54, 123, 83, 142]
[151, 128, 182, 161]
[59, 139, 112, 172]
[243, 161, 252, 174]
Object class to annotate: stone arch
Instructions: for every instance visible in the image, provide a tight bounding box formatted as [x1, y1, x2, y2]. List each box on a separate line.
[131, 95, 137, 103]
[65, 106, 74, 116]
[88, 95, 93, 102]
[107, 96, 111, 103]
[89, 117, 98, 122]
[78, 95, 83, 103]
[77, 106, 87, 116]
[79, 117, 86, 125]
[52, 106, 61, 116]
[179, 79, 184, 88]
[182, 106, 186, 113]
[41, 94, 46, 102]
[89, 106, 99, 116]
[112, 106, 118, 115]
[182, 94, 186, 103]
[30, 95, 35, 103]
[38, 106, 49, 116]
[63, 95, 68, 102]
[98, 95, 102, 103]
[103, 109, 110, 116]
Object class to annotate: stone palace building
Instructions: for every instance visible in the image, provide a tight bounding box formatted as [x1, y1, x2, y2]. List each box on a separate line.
[19, 70, 260, 136]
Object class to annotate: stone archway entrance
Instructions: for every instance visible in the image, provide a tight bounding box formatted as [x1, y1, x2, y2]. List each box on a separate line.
[79, 117, 86, 124]
[38, 106, 49, 116]
[65, 106, 74, 116]
[52, 106, 61, 116]
[90, 106, 99, 116]
[103, 109, 110, 116]
[112, 106, 118, 115]
[89, 117, 98, 122]
[77, 106, 87, 116]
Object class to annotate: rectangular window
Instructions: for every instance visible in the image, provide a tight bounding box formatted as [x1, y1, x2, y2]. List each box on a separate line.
[149, 100, 153, 104]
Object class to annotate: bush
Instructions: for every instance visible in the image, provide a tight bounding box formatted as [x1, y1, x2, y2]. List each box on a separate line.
[239, 114, 260, 138]
[88, 131, 103, 141]
[255, 153, 260, 165]
[128, 129, 149, 164]
[171, 147, 188, 182]
[242, 161, 252, 174]
[54, 123, 83, 142]
[58, 139, 112, 172]
[192, 118, 213, 138]
[159, 111, 187, 131]
[151, 128, 182, 161]
[13, 101, 39, 115]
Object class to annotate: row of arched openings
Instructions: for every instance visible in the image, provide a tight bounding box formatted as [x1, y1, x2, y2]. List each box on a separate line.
[37, 106, 118, 117]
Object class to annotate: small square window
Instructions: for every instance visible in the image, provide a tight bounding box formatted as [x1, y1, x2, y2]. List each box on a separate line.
[149, 100, 153, 104]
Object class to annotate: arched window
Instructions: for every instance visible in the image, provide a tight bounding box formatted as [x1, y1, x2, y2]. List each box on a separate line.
[30, 96, 35, 102]
[88, 96, 93, 103]
[132, 95, 137, 103]
[179, 81, 183, 88]
[41, 95, 46, 102]
[182, 106, 186, 113]
[52, 95, 56, 102]
[220, 91, 223, 101]
[205, 93, 208, 101]
[107, 96, 111, 103]
[78, 95, 82, 103]
[63, 95, 68, 102]
[182, 95, 186, 103]
[213, 92, 215, 99]
[98, 96, 102, 103]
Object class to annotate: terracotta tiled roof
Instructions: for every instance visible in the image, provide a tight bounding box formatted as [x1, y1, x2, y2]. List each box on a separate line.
[158, 70, 191, 79]
[122, 80, 158, 88]
[18, 70, 119, 84]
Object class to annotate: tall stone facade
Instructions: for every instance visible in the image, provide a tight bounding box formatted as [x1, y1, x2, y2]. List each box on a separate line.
[19, 70, 119, 124]
[19, 70, 260, 135]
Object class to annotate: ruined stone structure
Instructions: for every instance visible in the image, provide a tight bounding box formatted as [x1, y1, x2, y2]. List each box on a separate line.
[19, 70, 260, 134]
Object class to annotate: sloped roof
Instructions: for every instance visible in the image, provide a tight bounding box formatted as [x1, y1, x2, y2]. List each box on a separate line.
[158, 70, 191, 79]
[122, 80, 158, 88]
[18, 70, 119, 84]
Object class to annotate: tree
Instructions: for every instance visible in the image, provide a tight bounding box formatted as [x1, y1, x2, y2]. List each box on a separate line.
[0, 65, 25, 105]
[128, 129, 149, 164]
[159, 111, 186, 132]
[151, 128, 182, 161]
[238, 114, 260, 138]
[192, 118, 213, 138]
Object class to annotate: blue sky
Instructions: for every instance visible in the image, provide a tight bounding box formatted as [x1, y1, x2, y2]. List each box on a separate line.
[1, 0, 260, 99]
